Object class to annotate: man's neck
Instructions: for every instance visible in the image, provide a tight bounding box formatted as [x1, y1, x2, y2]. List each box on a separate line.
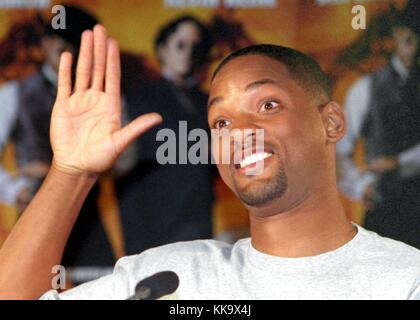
[249, 186, 356, 258]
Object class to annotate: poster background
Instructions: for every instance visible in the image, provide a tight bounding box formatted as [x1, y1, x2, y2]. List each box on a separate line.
[0, 0, 408, 258]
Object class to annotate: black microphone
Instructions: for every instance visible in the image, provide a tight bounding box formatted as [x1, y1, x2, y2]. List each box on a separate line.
[127, 271, 179, 300]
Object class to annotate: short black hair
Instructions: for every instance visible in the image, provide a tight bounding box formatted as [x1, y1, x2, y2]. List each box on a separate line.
[212, 44, 331, 101]
[154, 15, 212, 66]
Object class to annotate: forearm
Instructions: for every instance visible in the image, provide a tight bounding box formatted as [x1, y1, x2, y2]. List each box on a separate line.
[0, 25, 162, 299]
[0, 162, 98, 299]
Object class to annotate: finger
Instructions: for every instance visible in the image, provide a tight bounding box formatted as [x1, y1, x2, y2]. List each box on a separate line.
[56, 52, 73, 100]
[91, 25, 108, 91]
[75, 30, 93, 91]
[105, 38, 121, 97]
[113, 113, 163, 155]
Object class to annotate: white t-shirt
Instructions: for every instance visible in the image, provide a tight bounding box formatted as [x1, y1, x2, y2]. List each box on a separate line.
[41, 224, 420, 300]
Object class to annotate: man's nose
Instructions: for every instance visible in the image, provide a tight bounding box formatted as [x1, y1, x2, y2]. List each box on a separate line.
[231, 116, 261, 135]
[230, 120, 263, 148]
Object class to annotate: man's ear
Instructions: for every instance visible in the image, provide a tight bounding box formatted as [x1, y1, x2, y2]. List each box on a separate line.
[321, 101, 346, 143]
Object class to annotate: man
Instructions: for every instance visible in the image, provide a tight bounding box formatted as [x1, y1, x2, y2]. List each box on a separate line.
[337, 12, 420, 249]
[0, 6, 115, 283]
[0, 25, 419, 300]
[116, 16, 213, 255]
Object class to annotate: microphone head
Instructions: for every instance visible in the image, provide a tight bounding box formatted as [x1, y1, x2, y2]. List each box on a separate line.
[133, 271, 179, 300]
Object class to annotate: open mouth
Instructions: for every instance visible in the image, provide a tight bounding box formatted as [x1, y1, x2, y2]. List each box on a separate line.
[233, 149, 274, 173]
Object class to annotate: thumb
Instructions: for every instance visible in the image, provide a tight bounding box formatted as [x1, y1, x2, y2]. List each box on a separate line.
[113, 112, 163, 155]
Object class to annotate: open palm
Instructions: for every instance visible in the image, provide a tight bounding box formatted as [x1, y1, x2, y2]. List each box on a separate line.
[51, 25, 162, 175]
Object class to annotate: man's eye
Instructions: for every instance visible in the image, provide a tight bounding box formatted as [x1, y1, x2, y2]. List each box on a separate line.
[214, 119, 231, 129]
[259, 101, 279, 112]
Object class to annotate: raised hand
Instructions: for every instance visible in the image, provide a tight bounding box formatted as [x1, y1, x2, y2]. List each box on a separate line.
[51, 25, 162, 175]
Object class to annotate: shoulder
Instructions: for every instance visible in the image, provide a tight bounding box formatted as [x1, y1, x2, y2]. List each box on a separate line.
[356, 226, 420, 274]
[371, 63, 392, 77]
[111, 239, 241, 290]
[143, 239, 235, 261]
[18, 71, 44, 89]
[366, 63, 394, 88]
[115, 239, 236, 271]
[21, 71, 42, 81]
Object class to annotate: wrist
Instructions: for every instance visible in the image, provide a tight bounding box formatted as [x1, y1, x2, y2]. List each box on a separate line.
[49, 159, 99, 195]
[51, 158, 99, 180]
[46, 163, 98, 201]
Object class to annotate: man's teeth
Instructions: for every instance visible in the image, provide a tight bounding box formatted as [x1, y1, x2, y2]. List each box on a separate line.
[240, 152, 273, 168]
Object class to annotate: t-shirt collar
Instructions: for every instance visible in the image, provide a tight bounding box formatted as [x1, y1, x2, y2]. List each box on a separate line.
[246, 223, 363, 270]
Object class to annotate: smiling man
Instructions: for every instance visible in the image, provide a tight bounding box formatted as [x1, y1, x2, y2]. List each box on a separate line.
[0, 25, 419, 300]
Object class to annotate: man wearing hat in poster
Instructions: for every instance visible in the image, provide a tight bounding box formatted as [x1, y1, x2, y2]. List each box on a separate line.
[0, 5, 115, 283]
[337, 2, 420, 249]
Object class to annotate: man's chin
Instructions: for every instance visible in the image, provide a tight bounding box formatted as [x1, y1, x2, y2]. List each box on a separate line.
[234, 178, 288, 208]
[229, 158, 288, 207]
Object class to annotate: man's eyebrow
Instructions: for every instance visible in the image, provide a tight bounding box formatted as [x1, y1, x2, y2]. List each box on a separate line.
[207, 96, 223, 110]
[245, 78, 278, 91]
[208, 79, 279, 110]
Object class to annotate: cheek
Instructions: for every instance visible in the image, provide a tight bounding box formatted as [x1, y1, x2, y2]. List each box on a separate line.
[162, 46, 179, 66]
[171, 51, 190, 71]
[170, 44, 187, 60]
[272, 113, 323, 165]
[167, 48, 180, 64]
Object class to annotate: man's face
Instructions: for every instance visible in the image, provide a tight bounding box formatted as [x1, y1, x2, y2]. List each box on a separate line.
[158, 21, 203, 78]
[208, 55, 330, 214]
[393, 26, 419, 69]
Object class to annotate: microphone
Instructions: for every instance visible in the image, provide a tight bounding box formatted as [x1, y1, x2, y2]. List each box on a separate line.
[127, 271, 179, 300]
